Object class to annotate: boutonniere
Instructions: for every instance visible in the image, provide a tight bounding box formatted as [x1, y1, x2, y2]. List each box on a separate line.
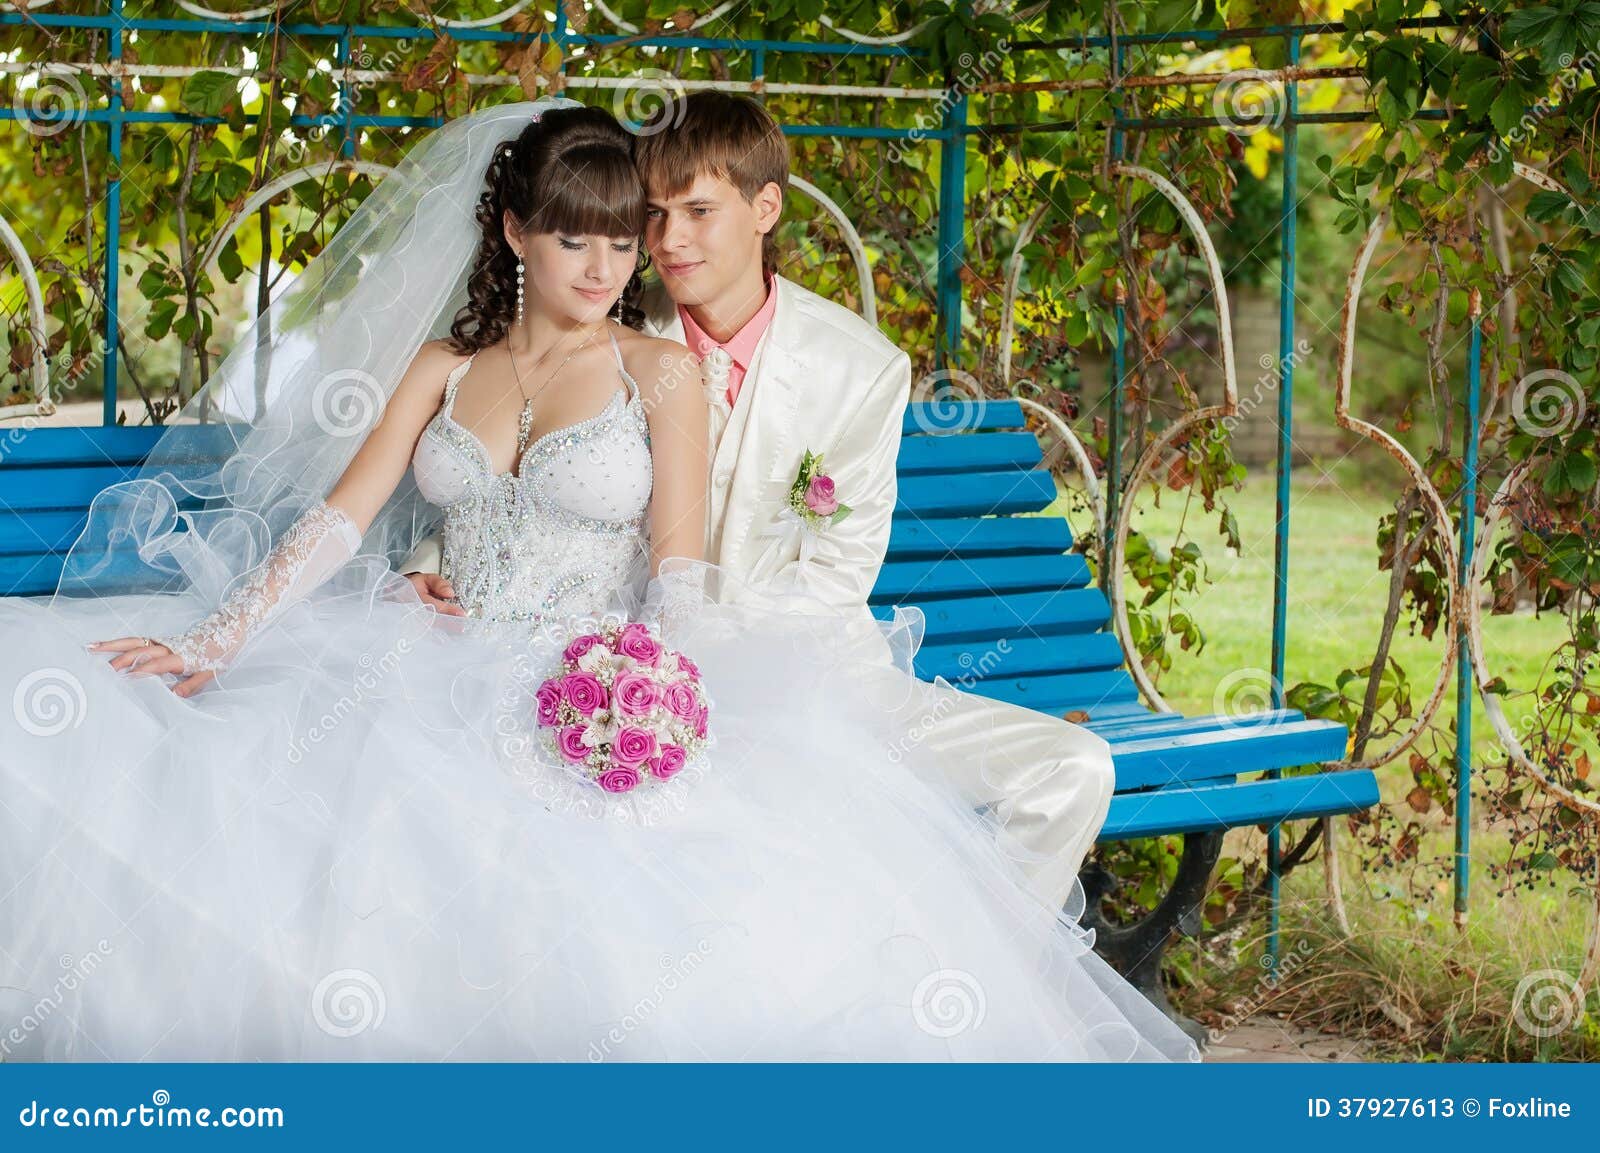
[756, 449, 853, 573]
[699, 347, 734, 415]
[788, 449, 852, 529]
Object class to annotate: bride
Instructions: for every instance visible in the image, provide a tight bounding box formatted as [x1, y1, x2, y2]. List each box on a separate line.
[0, 98, 1199, 1063]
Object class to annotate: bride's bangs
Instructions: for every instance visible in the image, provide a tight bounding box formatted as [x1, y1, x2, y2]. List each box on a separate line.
[528, 146, 645, 240]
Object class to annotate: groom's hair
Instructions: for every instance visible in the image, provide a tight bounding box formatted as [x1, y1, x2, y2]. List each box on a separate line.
[633, 91, 789, 277]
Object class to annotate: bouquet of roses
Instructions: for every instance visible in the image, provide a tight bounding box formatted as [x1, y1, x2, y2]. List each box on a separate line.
[533, 620, 711, 795]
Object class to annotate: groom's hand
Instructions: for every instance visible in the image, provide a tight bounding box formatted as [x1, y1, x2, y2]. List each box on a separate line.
[406, 572, 466, 617]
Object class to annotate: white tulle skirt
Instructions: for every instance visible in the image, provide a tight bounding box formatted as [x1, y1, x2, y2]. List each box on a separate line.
[0, 565, 1200, 1062]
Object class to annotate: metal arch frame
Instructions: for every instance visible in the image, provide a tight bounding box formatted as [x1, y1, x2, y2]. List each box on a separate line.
[785, 174, 876, 325]
[1000, 201, 1106, 575]
[1330, 208, 1462, 772]
[1100, 162, 1240, 716]
[0, 213, 52, 420]
[197, 159, 396, 276]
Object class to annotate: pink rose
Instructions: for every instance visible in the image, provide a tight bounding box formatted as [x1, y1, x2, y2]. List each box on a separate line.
[804, 474, 838, 516]
[663, 681, 699, 723]
[615, 622, 663, 667]
[563, 633, 602, 664]
[561, 672, 607, 717]
[612, 671, 661, 718]
[611, 725, 657, 767]
[693, 704, 709, 739]
[598, 766, 641, 793]
[556, 725, 591, 764]
[676, 651, 701, 680]
[650, 743, 687, 780]
[535, 679, 563, 727]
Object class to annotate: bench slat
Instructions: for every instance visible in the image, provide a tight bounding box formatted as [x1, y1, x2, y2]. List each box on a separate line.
[886, 516, 1075, 559]
[1107, 718, 1350, 791]
[894, 469, 1056, 517]
[1100, 769, 1380, 841]
[871, 588, 1109, 644]
[955, 668, 1142, 714]
[902, 400, 1025, 435]
[896, 431, 1041, 475]
[0, 424, 238, 466]
[1086, 707, 1308, 742]
[914, 631, 1126, 683]
[870, 553, 1091, 602]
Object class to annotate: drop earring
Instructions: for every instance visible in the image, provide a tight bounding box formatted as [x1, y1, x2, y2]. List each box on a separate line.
[515, 254, 525, 325]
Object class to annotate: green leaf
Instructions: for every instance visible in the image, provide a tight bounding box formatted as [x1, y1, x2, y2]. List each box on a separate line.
[1490, 82, 1528, 138]
[218, 236, 243, 283]
[182, 70, 238, 118]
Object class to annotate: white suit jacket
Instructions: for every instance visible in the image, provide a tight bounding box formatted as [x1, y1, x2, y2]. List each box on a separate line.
[403, 275, 912, 627]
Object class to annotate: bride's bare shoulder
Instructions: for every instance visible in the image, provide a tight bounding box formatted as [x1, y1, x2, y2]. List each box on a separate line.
[402, 339, 476, 400]
[617, 330, 696, 402]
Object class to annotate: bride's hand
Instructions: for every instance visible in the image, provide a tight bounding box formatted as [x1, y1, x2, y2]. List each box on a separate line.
[406, 572, 466, 617]
[86, 637, 217, 698]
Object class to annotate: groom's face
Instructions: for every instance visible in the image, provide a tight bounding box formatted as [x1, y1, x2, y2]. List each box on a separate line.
[644, 171, 780, 310]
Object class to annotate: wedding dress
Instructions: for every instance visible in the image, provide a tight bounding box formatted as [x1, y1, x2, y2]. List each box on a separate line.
[0, 96, 1198, 1063]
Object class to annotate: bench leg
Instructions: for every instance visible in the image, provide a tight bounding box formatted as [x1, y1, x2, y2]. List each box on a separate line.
[1078, 830, 1224, 1048]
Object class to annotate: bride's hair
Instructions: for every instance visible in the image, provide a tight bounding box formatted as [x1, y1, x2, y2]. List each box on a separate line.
[447, 105, 648, 353]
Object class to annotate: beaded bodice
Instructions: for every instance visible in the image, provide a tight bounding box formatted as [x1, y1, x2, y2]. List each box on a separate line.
[411, 329, 653, 626]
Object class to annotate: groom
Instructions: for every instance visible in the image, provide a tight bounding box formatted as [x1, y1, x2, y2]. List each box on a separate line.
[403, 92, 1115, 914]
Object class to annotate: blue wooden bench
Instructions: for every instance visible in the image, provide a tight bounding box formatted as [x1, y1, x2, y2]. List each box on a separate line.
[1, 406, 1379, 1039]
[869, 398, 1378, 1036]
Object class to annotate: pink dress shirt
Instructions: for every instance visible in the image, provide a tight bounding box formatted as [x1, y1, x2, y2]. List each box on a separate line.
[677, 274, 779, 409]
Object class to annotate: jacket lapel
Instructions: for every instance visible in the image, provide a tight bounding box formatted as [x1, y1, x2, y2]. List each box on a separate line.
[710, 279, 805, 556]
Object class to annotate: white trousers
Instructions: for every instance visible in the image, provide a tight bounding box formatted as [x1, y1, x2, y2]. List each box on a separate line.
[846, 651, 1117, 914]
